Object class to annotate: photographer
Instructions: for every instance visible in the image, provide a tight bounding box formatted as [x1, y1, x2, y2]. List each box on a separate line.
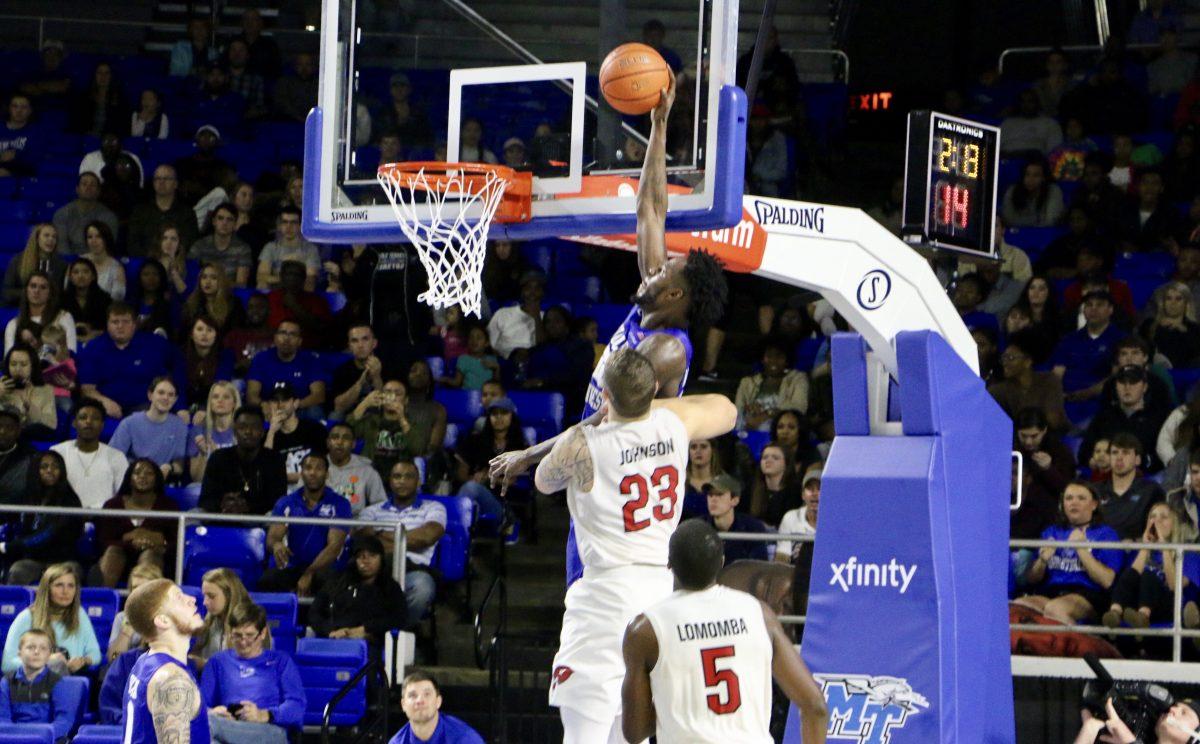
[1076, 697, 1200, 743]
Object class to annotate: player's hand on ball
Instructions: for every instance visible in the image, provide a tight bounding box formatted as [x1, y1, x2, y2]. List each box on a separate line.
[489, 449, 531, 495]
[651, 68, 676, 125]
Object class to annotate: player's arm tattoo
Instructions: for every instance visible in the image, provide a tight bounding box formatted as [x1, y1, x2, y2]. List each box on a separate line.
[534, 427, 593, 493]
[148, 665, 198, 744]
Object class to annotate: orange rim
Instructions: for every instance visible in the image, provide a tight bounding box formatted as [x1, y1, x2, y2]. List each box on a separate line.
[378, 161, 533, 223]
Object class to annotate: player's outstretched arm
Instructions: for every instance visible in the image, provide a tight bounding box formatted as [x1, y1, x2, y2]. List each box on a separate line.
[652, 393, 737, 441]
[761, 601, 828, 743]
[148, 664, 200, 744]
[621, 614, 659, 743]
[533, 426, 593, 495]
[635, 69, 676, 281]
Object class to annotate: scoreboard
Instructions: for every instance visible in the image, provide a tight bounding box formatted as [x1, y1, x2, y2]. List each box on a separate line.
[901, 111, 1001, 258]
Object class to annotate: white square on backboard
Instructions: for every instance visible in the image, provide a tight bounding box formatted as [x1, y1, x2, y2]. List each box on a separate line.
[446, 62, 586, 196]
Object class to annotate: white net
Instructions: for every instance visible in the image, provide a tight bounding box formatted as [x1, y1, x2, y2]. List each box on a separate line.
[377, 165, 511, 318]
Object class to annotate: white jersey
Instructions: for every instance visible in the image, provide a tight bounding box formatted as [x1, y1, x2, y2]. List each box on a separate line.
[642, 585, 774, 743]
[570, 407, 690, 571]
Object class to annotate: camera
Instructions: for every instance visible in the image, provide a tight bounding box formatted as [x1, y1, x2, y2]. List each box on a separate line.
[1082, 653, 1175, 743]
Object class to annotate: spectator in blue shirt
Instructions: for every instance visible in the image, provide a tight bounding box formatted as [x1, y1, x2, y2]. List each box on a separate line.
[0, 629, 74, 741]
[246, 319, 326, 418]
[390, 672, 484, 744]
[202, 602, 305, 744]
[0, 95, 41, 178]
[703, 473, 769, 563]
[1018, 481, 1123, 625]
[109, 376, 190, 482]
[261, 452, 351, 597]
[78, 302, 185, 419]
[1051, 290, 1126, 404]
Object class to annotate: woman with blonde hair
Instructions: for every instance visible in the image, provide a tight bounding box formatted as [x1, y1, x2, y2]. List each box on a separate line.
[683, 438, 725, 520]
[2, 224, 66, 306]
[1141, 281, 1200, 368]
[188, 380, 240, 482]
[1104, 502, 1200, 629]
[181, 263, 244, 338]
[105, 562, 163, 661]
[1, 563, 99, 674]
[191, 567, 262, 672]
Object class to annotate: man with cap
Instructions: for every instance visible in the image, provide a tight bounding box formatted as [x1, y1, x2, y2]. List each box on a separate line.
[455, 396, 520, 525]
[0, 403, 34, 502]
[776, 469, 820, 564]
[1051, 289, 1127, 404]
[486, 270, 546, 359]
[262, 451, 351, 596]
[263, 381, 329, 486]
[174, 125, 233, 205]
[502, 137, 528, 170]
[1080, 364, 1171, 472]
[308, 534, 407, 657]
[703, 473, 769, 564]
[18, 41, 71, 111]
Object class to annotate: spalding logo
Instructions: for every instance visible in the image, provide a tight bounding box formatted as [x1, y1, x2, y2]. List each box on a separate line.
[856, 270, 891, 311]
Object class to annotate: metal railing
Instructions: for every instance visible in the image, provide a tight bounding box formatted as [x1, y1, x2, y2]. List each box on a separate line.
[0, 502, 408, 587]
[781, 47, 850, 84]
[719, 530, 1200, 663]
[997, 43, 1161, 74]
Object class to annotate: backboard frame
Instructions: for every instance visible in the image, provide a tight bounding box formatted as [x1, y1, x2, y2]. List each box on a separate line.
[302, 0, 748, 243]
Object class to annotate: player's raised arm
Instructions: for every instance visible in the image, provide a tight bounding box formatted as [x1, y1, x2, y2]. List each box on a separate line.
[620, 614, 659, 743]
[652, 393, 737, 441]
[148, 664, 200, 743]
[533, 426, 594, 495]
[636, 69, 676, 280]
[761, 600, 828, 743]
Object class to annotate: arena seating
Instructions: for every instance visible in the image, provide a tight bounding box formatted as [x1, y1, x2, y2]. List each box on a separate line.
[0, 587, 33, 645]
[294, 638, 369, 727]
[80, 588, 119, 659]
[68, 726, 122, 744]
[425, 494, 475, 583]
[182, 526, 267, 589]
[251, 591, 299, 655]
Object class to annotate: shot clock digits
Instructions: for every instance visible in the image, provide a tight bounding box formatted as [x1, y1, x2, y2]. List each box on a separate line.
[901, 111, 1001, 258]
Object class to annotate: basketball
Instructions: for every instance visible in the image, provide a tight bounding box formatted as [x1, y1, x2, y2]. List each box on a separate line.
[599, 43, 671, 116]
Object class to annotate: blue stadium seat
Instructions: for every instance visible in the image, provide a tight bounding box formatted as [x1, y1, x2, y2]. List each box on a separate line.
[1004, 226, 1067, 254]
[0, 224, 28, 253]
[81, 588, 119, 658]
[425, 494, 474, 582]
[316, 350, 352, 380]
[294, 638, 368, 726]
[443, 422, 459, 450]
[1126, 277, 1160, 310]
[0, 587, 33, 642]
[69, 725, 123, 744]
[794, 336, 823, 373]
[250, 592, 299, 655]
[0, 201, 35, 225]
[57, 675, 89, 734]
[424, 356, 445, 380]
[434, 388, 483, 426]
[1170, 368, 1200, 401]
[326, 291, 348, 314]
[1114, 251, 1175, 281]
[738, 429, 772, 461]
[574, 303, 631, 339]
[547, 275, 604, 303]
[519, 241, 553, 274]
[165, 483, 202, 511]
[508, 391, 564, 437]
[183, 526, 266, 588]
[0, 725, 53, 744]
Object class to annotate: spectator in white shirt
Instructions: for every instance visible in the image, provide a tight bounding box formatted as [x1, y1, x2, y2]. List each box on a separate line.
[486, 271, 544, 359]
[51, 399, 128, 509]
[776, 470, 820, 564]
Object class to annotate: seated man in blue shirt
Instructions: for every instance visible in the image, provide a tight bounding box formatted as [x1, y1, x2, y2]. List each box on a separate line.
[78, 302, 185, 419]
[246, 319, 326, 418]
[702, 473, 769, 564]
[202, 603, 305, 744]
[389, 671, 484, 744]
[0, 629, 74, 741]
[261, 451, 351, 597]
[1050, 290, 1126, 406]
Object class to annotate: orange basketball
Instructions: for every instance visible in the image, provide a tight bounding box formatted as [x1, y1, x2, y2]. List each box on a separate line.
[600, 43, 670, 116]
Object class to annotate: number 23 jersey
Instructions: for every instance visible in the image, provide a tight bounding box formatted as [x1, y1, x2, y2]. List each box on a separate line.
[570, 407, 689, 571]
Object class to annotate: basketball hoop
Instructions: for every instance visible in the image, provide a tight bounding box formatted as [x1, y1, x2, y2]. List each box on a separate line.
[377, 162, 532, 318]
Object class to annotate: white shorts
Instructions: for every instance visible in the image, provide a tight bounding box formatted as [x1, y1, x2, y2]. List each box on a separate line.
[549, 564, 674, 723]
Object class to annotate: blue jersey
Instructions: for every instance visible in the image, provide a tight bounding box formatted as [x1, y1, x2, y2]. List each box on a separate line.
[581, 307, 693, 419]
[570, 306, 692, 586]
[122, 652, 209, 744]
[1040, 523, 1124, 592]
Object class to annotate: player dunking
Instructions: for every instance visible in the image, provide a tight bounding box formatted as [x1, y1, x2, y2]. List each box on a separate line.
[622, 520, 829, 743]
[492, 71, 730, 587]
[121, 579, 208, 743]
[535, 347, 736, 743]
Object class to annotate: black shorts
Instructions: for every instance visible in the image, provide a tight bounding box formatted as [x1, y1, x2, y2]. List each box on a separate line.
[1040, 584, 1111, 616]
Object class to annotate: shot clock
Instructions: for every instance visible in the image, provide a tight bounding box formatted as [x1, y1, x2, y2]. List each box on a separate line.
[901, 111, 1001, 258]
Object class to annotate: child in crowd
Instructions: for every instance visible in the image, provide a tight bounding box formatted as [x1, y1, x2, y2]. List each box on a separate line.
[0, 629, 74, 741]
[1088, 437, 1111, 482]
[432, 304, 468, 361]
[439, 325, 498, 391]
[39, 325, 75, 424]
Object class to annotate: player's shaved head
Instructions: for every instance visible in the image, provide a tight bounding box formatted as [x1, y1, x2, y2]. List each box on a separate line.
[603, 347, 657, 418]
[669, 520, 725, 590]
